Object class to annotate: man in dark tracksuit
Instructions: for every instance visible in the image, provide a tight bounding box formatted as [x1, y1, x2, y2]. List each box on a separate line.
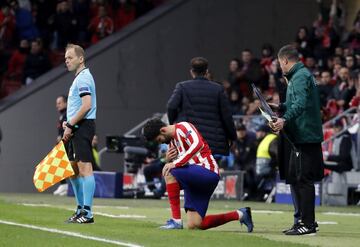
[271, 45, 324, 235]
[167, 57, 236, 157]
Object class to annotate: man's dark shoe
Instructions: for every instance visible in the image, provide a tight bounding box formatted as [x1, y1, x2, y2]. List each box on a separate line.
[64, 212, 80, 224]
[75, 210, 94, 224]
[285, 223, 316, 236]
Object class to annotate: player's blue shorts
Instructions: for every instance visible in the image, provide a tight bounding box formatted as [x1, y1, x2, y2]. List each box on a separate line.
[170, 164, 220, 218]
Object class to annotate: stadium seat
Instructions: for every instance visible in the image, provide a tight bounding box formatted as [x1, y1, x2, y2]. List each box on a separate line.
[49, 50, 65, 67]
[0, 78, 22, 98]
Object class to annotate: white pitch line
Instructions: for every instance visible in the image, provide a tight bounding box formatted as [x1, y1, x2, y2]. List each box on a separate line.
[21, 203, 129, 210]
[252, 210, 284, 214]
[94, 206, 130, 210]
[95, 212, 146, 219]
[0, 219, 143, 247]
[20, 203, 146, 219]
[322, 212, 360, 217]
[317, 221, 338, 225]
[21, 203, 52, 207]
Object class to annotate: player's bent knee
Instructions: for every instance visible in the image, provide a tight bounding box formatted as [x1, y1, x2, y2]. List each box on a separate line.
[187, 222, 201, 230]
[164, 173, 176, 183]
[187, 211, 202, 229]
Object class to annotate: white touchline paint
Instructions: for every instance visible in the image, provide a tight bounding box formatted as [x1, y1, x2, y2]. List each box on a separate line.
[21, 204, 129, 210]
[21, 203, 52, 207]
[317, 221, 338, 225]
[252, 210, 284, 214]
[94, 212, 146, 219]
[322, 212, 360, 217]
[0, 219, 143, 247]
[20, 203, 147, 219]
[94, 206, 130, 210]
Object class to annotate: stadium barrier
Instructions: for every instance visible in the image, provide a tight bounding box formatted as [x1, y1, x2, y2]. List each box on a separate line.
[212, 170, 245, 200]
[67, 171, 123, 198]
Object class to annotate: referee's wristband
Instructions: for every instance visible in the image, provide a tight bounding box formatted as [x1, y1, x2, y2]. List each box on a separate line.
[66, 122, 76, 131]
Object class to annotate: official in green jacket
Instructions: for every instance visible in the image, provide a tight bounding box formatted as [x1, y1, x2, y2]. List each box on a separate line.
[270, 45, 324, 236]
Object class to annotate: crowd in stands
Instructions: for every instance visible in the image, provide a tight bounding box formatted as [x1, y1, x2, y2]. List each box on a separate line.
[1, 1, 359, 201]
[0, 0, 165, 98]
[218, 2, 360, 200]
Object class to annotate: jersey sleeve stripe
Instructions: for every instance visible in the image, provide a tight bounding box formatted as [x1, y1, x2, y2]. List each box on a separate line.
[173, 123, 204, 167]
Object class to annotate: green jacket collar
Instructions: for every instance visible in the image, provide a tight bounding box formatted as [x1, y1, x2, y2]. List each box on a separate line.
[285, 62, 304, 80]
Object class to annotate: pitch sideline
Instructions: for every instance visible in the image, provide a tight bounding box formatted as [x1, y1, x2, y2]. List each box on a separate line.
[0, 219, 143, 247]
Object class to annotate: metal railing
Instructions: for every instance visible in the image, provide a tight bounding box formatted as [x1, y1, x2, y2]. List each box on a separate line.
[321, 106, 360, 170]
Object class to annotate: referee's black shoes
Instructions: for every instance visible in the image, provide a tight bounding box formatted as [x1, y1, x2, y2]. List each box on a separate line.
[65, 212, 80, 224]
[282, 222, 301, 234]
[284, 222, 317, 236]
[283, 221, 319, 234]
[76, 210, 94, 224]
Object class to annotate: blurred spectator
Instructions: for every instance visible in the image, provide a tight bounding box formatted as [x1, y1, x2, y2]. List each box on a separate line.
[9, 0, 39, 40]
[304, 56, 318, 75]
[334, 46, 343, 57]
[0, 40, 11, 82]
[264, 74, 277, 97]
[55, 94, 67, 142]
[226, 58, 241, 91]
[269, 59, 287, 101]
[17, 0, 31, 11]
[72, 0, 91, 47]
[0, 0, 167, 100]
[295, 26, 313, 58]
[23, 39, 51, 85]
[88, 4, 114, 44]
[114, 0, 136, 31]
[346, 12, 360, 54]
[342, 72, 357, 109]
[238, 49, 263, 93]
[325, 55, 335, 72]
[330, 67, 349, 98]
[228, 89, 243, 115]
[345, 55, 359, 73]
[254, 124, 278, 200]
[246, 99, 260, 116]
[260, 43, 274, 75]
[32, 0, 57, 49]
[318, 70, 333, 107]
[311, 3, 340, 65]
[324, 119, 353, 173]
[332, 62, 342, 81]
[232, 121, 257, 199]
[6, 39, 29, 80]
[89, 0, 113, 19]
[91, 134, 101, 171]
[51, 0, 77, 50]
[143, 143, 167, 198]
[221, 79, 231, 97]
[240, 96, 250, 115]
[53, 94, 68, 196]
[0, 3, 15, 47]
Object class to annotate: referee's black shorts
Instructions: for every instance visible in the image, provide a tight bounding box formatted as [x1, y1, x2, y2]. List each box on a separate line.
[67, 119, 95, 163]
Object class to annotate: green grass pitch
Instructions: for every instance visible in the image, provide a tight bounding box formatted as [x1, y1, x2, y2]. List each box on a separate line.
[0, 193, 359, 247]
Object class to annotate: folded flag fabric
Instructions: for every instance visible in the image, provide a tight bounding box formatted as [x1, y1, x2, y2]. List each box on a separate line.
[33, 141, 74, 192]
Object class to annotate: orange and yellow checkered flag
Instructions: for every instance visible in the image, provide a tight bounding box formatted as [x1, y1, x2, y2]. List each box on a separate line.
[33, 141, 74, 192]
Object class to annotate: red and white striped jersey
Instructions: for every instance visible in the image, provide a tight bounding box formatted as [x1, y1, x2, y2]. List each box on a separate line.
[171, 122, 219, 175]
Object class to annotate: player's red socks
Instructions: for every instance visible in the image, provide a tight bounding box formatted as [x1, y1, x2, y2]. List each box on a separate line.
[199, 211, 239, 230]
[166, 182, 181, 220]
